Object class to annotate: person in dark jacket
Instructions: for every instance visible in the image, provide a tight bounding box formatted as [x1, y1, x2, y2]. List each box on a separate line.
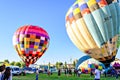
[2, 67, 12, 80]
[58, 69, 61, 76]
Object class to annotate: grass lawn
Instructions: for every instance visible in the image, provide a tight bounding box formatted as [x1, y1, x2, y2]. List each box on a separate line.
[13, 73, 117, 80]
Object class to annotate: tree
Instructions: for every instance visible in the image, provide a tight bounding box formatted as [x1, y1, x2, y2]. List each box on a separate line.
[73, 59, 78, 68]
[59, 62, 63, 66]
[15, 62, 21, 67]
[76, 59, 78, 63]
[4, 59, 9, 64]
[10, 61, 15, 66]
[73, 60, 76, 68]
[64, 61, 67, 69]
[48, 62, 51, 70]
[20, 61, 25, 68]
[56, 62, 59, 69]
[56, 62, 64, 69]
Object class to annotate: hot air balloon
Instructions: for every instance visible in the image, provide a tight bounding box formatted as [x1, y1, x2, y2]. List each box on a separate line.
[65, 0, 120, 67]
[13, 25, 50, 67]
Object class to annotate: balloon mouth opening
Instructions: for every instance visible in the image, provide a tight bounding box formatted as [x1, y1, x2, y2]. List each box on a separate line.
[26, 63, 29, 67]
[85, 50, 91, 54]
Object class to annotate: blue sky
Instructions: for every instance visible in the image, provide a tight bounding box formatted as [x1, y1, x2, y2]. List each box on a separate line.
[0, 0, 120, 65]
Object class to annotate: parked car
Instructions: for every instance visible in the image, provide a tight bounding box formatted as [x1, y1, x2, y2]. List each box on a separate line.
[38, 69, 43, 73]
[23, 67, 35, 74]
[9, 66, 22, 75]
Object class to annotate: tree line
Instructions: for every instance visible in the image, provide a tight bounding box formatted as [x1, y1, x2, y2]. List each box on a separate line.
[1, 59, 25, 68]
[1, 59, 78, 69]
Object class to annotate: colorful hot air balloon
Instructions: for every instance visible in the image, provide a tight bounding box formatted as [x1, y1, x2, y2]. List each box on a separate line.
[13, 25, 50, 67]
[65, 0, 120, 67]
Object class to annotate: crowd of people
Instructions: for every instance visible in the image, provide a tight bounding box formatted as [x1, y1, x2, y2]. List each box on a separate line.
[57, 68, 82, 77]
[104, 67, 120, 80]
[1, 63, 119, 80]
[46, 66, 119, 80]
[0, 64, 12, 80]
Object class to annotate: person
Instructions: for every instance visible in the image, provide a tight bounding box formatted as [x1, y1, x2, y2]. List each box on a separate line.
[73, 68, 76, 76]
[2, 67, 12, 80]
[115, 69, 119, 80]
[22, 69, 26, 76]
[74, 69, 78, 76]
[64, 69, 67, 76]
[77, 69, 81, 77]
[101, 68, 107, 77]
[0, 64, 6, 80]
[90, 70, 93, 77]
[111, 68, 115, 77]
[9, 68, 12, 80]
[50, 69, 53, 75]
[93, 66, 100, 80]
[47, 70, 50, 76]
[35, 69, 39, 80]
[66, 68, 69, 76]
[58, 69, 61, 76]
[69, 69, 72, 76]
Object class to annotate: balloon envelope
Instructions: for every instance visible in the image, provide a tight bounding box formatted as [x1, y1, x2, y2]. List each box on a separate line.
[13, 25, 50, 67]
[65, 0, 120, 67]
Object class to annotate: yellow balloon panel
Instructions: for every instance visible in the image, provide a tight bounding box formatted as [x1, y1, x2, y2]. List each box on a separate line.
[76, 18, 98, 48]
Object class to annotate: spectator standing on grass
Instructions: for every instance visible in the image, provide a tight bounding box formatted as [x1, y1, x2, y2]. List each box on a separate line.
[104, 69, 107, 77]
[115, 69, 119, 80]
[101, 68, 107, 77]
[66, 68, 69, 76]
[50, 69, 53, 75]
[58, 69, 61, 76]
[73, 69, 75, 76]
[69, 69, 72, 76]
[77, 69, 81, 77]
[36, 69, 39, 80]
[22, 69, 26, 76]
[93, 66, 100, 80]
[90, 70, 93, 77]
[64, 69, 67, 76]
[3, 67, 12, 80]
[0, 64, 6, 80]
[111, 68, 115, 77]
[47, 70, 50, 76]
[75, 69, 78, 76]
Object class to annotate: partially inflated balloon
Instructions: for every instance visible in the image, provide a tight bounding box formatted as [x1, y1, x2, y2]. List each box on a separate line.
[65, 0, 120, 67]
[13, 25, 50, 67]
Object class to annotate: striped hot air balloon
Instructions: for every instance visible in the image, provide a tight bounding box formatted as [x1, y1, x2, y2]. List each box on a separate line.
[65, 0, 120, 67]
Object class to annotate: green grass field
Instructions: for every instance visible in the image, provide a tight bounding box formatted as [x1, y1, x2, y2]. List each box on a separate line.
[13, 73, 118, 80]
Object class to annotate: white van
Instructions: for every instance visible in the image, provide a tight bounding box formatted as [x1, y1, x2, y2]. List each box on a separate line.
[10, 66, 21, 75]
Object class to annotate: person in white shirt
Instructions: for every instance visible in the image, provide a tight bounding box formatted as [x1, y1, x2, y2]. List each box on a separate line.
[93, 66, 100, 80]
